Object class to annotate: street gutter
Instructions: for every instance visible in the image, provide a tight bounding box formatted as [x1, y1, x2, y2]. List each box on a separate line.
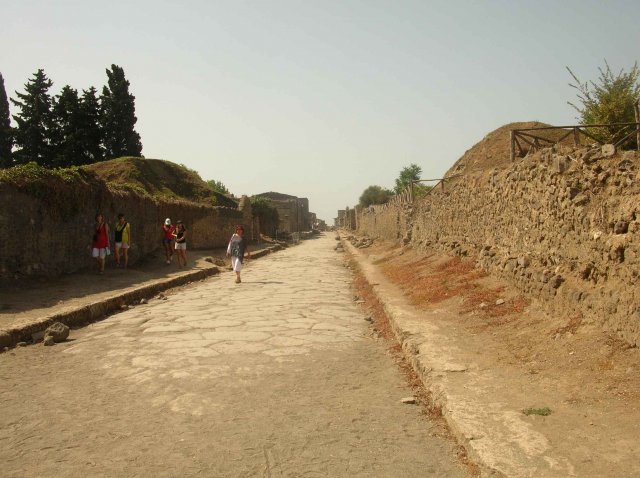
[343, 237, 575, 478]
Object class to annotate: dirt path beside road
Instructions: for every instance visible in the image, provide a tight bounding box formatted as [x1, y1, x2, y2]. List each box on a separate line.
[348, 236, 640, 477]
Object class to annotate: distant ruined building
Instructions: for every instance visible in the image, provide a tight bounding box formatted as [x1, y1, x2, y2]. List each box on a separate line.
[335, 207, 356, 230]
[255, 191, 314, 234]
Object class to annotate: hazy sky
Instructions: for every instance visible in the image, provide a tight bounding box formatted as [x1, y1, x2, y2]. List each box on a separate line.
[2, 0, 639, 222]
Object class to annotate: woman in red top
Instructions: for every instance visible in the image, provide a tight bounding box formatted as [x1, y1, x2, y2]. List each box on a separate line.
[91, 213, 110, 274]
[162, 218, 175, 264]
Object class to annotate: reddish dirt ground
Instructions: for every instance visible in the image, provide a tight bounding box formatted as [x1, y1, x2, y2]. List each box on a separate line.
[362, 240, 640, 405]
[353, 238, 640, 476]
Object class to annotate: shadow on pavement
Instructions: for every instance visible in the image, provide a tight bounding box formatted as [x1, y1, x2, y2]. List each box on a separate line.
[0, 243, 277, 330]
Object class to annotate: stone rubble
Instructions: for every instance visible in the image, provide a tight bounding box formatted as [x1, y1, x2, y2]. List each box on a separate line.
[44, 322, 69, 344]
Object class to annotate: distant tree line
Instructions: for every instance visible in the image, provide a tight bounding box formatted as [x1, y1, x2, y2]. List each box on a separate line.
[358, 163, 431, 208]
[0, 64, 142, 169]
[206, 179, 230, 195]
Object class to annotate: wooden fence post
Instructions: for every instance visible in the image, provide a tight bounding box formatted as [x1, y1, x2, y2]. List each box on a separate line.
[635, 98, 640, 151]
[510, 130, 516, 161]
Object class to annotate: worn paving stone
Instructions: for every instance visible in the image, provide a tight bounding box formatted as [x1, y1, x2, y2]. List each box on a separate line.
[0, 235, 467, 477]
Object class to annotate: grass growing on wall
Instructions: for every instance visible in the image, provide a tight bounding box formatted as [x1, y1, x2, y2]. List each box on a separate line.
[86, 157, 238, 207]
[0, 157, 239, 218]
[0, 162, 98, 219]
[0, 162, 88, 190]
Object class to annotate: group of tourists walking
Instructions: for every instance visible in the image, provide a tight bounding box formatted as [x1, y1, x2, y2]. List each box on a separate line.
[90, 214, 251, 283]
[161, 218, 187, 267]
[90, 213, 131, 275]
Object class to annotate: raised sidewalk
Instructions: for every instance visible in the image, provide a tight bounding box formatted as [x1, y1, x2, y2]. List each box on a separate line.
[0, 244, 283, 349]
[344, 237, 577, 478]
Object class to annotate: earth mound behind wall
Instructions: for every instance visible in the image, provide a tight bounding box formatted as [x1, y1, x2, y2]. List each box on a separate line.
[357, 123, 640, 345]
[86, 157, 238, 208]
[444, 121, 590, 179]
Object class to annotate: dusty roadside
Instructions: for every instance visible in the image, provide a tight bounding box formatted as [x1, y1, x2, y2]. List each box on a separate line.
[349, 255, 483, 477]
[343, 233, 640, 478]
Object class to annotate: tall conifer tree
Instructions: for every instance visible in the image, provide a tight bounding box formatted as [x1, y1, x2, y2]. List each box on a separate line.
[11, 69, 54, 166]
[51, 85, 84, 167]
[0, 73, 12, 167]
[100, 65, 142, 159]
[78, 87, 103, 164]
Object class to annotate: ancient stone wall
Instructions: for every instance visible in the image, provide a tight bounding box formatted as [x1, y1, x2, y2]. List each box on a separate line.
[357, 146, 640, 345]
[256, 193, 311, 233]
[0, 183, 243, 283]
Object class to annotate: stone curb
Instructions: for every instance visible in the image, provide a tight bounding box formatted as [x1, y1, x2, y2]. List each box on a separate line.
[0, 244, 285, 350]
[343, 238, 534, 478]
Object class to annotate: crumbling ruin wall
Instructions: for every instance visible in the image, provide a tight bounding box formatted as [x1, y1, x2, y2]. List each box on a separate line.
[357, 146, 640, 345]
[358, 202, 412, 242]
[0, 184, 243, 283]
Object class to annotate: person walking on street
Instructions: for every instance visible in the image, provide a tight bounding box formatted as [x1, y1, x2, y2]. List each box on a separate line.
[162, 218, 175, 264]
[226, 225, 250, 283]
[91, 213, 110, 275]
[172, 220, 187, 267]
[114, 213, 131, 268]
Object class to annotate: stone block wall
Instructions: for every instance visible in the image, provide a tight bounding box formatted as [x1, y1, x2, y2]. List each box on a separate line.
[357, 147, 640, 345]
[0, 183, 243, 283]
[257, 194, 310, 233]
[358, 202, 411, 242]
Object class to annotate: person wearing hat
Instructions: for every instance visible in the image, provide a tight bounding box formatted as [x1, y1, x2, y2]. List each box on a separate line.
[172, 220, 188, 267]
[161, 218, 175, 264]
[226, 225, 251, 283]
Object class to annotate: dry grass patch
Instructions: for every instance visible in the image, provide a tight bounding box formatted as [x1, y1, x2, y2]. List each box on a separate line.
[374, 245, 530, 328]
[382, 254, 487, 308]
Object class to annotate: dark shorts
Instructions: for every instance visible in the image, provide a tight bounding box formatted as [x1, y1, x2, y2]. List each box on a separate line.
[162, 238, 173, 245]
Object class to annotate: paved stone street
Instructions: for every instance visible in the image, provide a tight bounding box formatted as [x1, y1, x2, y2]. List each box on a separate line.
[0, 235, 467, 477]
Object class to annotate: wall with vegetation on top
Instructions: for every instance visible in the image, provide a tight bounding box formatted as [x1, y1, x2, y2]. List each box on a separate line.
[0, 167, 245, 282]
[357, 146, 640, 346]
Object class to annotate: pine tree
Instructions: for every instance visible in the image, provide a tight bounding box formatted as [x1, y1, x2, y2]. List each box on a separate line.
[100, 64, 142, 159]
[78, 87, 103, 164]
[50, 85, 84, 166]
[0, 73, 12, 167]
[11, 69, 54, 166]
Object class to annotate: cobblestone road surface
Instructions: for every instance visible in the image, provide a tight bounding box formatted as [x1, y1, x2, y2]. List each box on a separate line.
[0, 235, 467, 477]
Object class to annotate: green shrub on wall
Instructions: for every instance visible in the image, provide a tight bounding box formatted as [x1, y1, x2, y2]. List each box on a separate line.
[106, 180, 149, 197]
